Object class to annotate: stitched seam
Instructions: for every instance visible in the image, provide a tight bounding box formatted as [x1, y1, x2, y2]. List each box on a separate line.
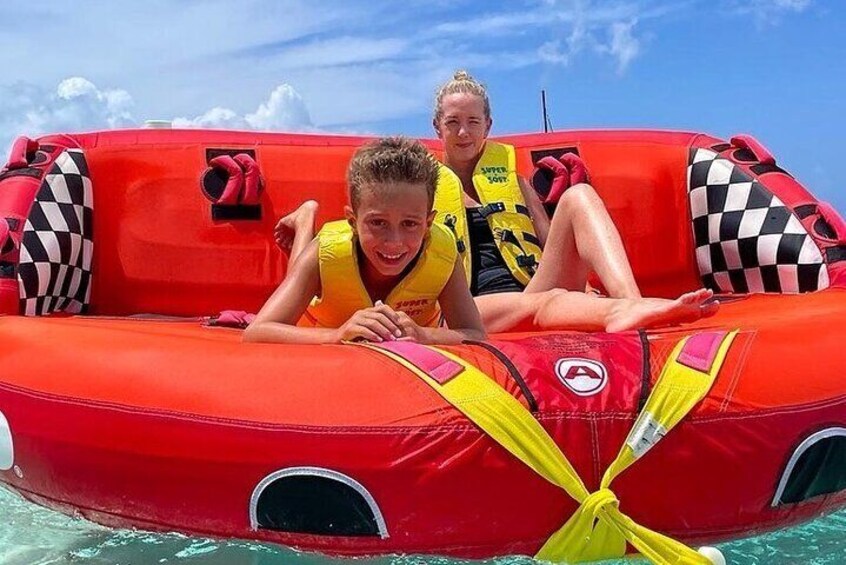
[0, 381, 483, 435]
[693, 395, 846, 423]
[590, 418, 601, 487]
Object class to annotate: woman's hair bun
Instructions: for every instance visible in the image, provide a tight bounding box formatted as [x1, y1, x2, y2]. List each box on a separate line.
[433, 70, 491, 122]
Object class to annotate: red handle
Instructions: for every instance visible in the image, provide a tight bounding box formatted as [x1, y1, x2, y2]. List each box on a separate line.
[558, 153, 590, 185]
[817, 201, 846, 242]
[209, 155, 244, 205]
[730, 134, 776, 166]
[0, 218, 10, 256]
[6, 136, 39, 170]
[233, 153, 263, 205]
[536, 156, 570, 205]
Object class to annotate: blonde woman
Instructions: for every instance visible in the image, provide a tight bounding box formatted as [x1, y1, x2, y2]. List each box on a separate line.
[430, 71, 717, 332]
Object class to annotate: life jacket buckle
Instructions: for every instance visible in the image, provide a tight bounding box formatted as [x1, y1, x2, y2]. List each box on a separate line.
[478, 202, 506, 218]
[516, 254, 537, 273]
[443, 214, 466, 253]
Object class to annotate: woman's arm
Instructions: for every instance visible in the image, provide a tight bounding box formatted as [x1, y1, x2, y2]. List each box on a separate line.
[243, 239, 338, 344]
[518, 175, 550, 247]
[401, 258, 486, 344]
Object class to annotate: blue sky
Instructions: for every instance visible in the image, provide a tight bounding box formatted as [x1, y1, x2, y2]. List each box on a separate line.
[1, 0, 843, 210]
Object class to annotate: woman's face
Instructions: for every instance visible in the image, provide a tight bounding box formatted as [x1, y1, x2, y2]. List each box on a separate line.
[346, 183, 434, 279]
[434, 92, 491, 167]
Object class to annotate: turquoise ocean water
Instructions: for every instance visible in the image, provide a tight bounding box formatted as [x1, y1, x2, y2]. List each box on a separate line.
[1, 487, 844, 565]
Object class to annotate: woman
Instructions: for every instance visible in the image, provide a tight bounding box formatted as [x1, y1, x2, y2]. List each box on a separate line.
[430, 71, 717, 332]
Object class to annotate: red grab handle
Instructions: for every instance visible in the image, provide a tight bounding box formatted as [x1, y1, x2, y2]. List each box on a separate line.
[7, 136, 39, 170]
[209, 155, 244, 205]
[558, 153, 590, 186]
[233, 153, 262, 205]
[730, 134, 776, 166]
[536, 156, 570, 205]
[817, 201, 846, 242]
[0, 218, 10, 256]
[536, 153, 591, 205]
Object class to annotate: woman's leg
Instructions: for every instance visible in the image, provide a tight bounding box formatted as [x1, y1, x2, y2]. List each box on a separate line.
[275, 200, 318, 269]
[525, 183, 641, 299]
[475, 288, 717, 333]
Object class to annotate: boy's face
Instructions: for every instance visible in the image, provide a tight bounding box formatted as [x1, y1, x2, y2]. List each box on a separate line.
[346, 182, 435, 278]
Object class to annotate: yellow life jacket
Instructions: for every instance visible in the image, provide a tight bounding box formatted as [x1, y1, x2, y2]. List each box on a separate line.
[304, 220, 457, 328]
[434, 141, 542, 288]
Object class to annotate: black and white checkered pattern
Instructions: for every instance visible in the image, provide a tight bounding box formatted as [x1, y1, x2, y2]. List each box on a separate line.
[688, 147, 828, 294]
[18, 149, 93, 315]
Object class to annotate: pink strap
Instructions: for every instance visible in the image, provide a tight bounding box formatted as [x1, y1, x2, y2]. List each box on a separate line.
[677, 331, 728, 373]
[375, 341, 464, 384]
[209, 155, 243, 205]
[536, 156, 570, 205]
[211, 310, 256, 328]
[233, 153, 263, 205]
[730, 135, 775, 166]
[7, 136, 39, 170]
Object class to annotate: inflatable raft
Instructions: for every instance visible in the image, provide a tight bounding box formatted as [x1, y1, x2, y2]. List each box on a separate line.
[0, 128, 845, 562]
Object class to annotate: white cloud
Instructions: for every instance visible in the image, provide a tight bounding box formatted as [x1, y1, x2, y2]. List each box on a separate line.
[258, 37, 409, 71]
[774, 0, 811, 10]
[728, 0, 813, 26]
[0, 77, 314, 154]
[605, 21, 641, 73]
[53, 78, 134, 129]
[245, 85, 312, 130]
[0, 0, 691, 140]
[537, 14, 641, 73]
[441, 1, 657, 73]
[172, 84, 313, 132]
[0, 78, 135, 152]
[171, 107, 245, 130]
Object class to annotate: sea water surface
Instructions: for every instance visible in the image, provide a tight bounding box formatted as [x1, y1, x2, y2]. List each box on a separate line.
[1, 488, 844, 565]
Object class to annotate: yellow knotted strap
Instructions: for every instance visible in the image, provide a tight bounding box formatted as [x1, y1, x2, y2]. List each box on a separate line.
[360, 330, 736, 564]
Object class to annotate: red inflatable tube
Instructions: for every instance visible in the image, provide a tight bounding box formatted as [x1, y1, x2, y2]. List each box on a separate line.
[0, 128, 845, 561]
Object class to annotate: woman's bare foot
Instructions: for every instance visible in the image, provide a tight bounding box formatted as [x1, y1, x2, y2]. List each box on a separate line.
[275, 200, 318, 253]
[605, 288, 719, 332]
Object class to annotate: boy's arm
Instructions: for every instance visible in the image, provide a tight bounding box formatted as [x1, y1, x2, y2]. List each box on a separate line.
[244, 239, 404, 345]
[415, 258, 486, 344]
[243, 239, 339, 344]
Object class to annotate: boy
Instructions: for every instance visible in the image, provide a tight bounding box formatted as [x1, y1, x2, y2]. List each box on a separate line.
[244, 137, 486, 345]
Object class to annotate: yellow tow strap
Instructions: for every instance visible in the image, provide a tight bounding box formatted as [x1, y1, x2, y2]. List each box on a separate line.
[360, 330, 737, 564]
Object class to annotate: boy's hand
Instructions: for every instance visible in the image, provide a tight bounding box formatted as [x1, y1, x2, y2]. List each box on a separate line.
[337, 304, 403, 343]
[395, 312, 429, 344]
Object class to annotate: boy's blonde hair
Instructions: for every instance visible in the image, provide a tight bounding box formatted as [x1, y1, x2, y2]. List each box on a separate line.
[433, 70, 491, 124]
[347, 137, 439, 210]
